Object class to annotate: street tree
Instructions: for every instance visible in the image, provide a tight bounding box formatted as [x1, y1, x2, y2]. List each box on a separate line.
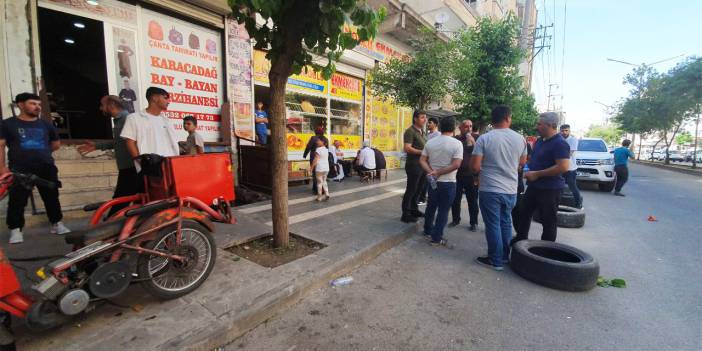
[452, 16, 532, 131]
[369, 30, 454, 110]
[229, 0, 385, 247]
[585, 124, 623, 146]
[665, 57, 702, 167]
[675, 131, 692, 146]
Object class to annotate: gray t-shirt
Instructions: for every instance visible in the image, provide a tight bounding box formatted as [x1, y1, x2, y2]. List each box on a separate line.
[421, 135, 463, 182]
[472, 128, 527, 194]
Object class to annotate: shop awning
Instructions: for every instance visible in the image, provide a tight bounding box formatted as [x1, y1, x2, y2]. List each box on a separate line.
[425, 108, 461, 119]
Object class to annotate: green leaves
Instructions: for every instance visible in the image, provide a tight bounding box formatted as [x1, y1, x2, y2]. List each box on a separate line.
[597, 277, 627, 288]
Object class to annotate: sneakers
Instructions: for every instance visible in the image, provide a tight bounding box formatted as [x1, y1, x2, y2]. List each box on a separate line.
[469, 224, 477, 232]
[417, 200, 426, 206]
[447, 221, 460, 228]
[475, 256, 503, 271]
[9, 228, 23, 244]
[50, 221, 71, 235]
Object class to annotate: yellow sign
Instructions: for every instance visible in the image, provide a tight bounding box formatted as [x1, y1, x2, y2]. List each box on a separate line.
[370, 97, 399, 152]
[386, 156, 401, 169]
[331, 72, 363, 101]
[332, 135, 361, 151]
[254, 50, 328, 95]
[286, 132, 314, 152]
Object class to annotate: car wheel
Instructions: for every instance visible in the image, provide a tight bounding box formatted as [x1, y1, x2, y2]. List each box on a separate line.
[510, 240, 600, 291]
[598, 181, 615, 192]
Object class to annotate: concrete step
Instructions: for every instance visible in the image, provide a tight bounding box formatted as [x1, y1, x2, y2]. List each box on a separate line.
[55, 159, 118, 176]
[58, 172, 119, 191]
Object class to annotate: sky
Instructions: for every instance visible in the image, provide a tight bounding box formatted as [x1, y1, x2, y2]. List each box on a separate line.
[530, 0, 702, 135]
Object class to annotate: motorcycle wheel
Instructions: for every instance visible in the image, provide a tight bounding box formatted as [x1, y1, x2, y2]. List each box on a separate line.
[137, 220, 217, 300]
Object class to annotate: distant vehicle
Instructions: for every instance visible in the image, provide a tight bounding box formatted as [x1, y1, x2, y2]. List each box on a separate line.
[575, 137, 616, 192]
[668, 151, 684, 162]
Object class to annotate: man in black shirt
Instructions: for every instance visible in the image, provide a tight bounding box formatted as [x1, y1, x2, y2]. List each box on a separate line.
[400, 110, 427, 223]
[0, 93, 70, 244]
[449, 119, 479, 231]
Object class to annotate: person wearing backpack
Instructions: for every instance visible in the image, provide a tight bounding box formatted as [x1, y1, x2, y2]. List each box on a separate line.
[310, 137, 331, 201]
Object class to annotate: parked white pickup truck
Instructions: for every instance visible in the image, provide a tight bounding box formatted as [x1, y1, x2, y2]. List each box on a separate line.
[575, 137, 616, 192]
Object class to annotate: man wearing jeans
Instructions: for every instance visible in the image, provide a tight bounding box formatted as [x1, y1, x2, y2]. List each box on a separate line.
[419, 117, 463, 246]
[514, 112, 570, 244]
[560, 124, 582, 208]
[449, 119, 479, 232]
[470, 106, 527, 270]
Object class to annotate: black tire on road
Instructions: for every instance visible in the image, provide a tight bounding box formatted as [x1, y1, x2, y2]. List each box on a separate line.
[532, 205, 585, 228]
[556, 205, 585, 228]
[510, 240, 600, 291]
[559, 192, 578, 208]
[137, 220, 217, 300]
[598, 181, 615, 192]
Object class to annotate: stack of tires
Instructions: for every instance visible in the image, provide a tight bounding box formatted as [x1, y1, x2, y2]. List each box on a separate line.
[533, 205, 586, 228]
[559, 188, 578, 208]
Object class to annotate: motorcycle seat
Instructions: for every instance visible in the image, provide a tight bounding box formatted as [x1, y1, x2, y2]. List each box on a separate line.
[65, 218, 128, 246]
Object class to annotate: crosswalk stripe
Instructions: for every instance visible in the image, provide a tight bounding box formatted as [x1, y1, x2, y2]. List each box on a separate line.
[238, 178, 406, 214]
[265, 187, 405, 226]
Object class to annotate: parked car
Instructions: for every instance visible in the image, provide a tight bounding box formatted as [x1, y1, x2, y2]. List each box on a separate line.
[574, 137, 616, 192]
[668, 151, 685, 162]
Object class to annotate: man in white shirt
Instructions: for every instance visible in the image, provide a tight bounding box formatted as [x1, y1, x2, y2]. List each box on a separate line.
[560, 124, 582, 208]
[420, 116, 463, 246]
[427, 117, 441, 140]
[355, 141, 376, 173]
[121, 87, 180, 171]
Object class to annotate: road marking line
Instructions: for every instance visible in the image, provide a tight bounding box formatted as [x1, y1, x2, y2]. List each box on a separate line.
[265, 187, 405, 226]
[239, 178, 406, 214]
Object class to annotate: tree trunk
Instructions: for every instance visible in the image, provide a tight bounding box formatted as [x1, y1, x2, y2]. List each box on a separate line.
[268, 65, 291, 248]
[637, 134, 643, 160]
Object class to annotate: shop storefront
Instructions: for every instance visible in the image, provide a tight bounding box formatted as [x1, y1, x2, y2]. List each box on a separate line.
[34, 0, 227, 143]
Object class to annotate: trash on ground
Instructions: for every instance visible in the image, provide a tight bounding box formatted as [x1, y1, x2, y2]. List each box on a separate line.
[647, 215, 658, 222]
[597, 277, 626, 288]
[330, 276, 354, 286]
[131, 304, 145, 312]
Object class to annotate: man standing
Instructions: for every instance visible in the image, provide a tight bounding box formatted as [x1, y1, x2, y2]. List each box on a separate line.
[470, 106, 527, 270]
[401, 110, 427, 223]
[0, 93, 71, 244]
[514, 112, 570, 244]
[560, 124, 582, 208]
[426, 117, 440, 140]
[78, 95, 137, 216]
[355, 141, 376, 174]
[121, 87, 179, 166]
[449, 119, 479, 232]
[613, 139, 635, 196]
[254, 101, 269, 145]
[420, 117, 463, 246]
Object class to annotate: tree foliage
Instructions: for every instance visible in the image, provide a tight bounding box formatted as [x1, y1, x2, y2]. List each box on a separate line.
[451, 16, 530, 130]
[369, 30, 454, 110]
[585, 124, 624, 146]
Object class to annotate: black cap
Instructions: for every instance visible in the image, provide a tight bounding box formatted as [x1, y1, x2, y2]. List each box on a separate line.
[145, 87, 169, 101]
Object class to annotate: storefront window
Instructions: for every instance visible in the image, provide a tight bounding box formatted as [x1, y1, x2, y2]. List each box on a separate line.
[284, 92, 327, 151]
[330, 72, 364, 151]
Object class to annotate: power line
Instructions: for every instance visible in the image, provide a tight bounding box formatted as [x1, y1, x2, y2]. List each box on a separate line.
[560, 0, 567, 112]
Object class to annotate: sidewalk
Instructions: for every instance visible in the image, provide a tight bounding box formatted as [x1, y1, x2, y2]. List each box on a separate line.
[632, 160, 702, 177]
[4, 170, 416, 351]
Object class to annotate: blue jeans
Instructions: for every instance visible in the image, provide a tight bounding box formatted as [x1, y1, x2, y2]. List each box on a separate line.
[424, 182, 457, 242]
[255, 124, 267, 145]
[479, 191, 517, 266]
[563, 171, 582, 207]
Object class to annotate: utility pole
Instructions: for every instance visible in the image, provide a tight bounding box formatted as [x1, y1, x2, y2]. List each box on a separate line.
[547, 83, 559, 111]
[530, 24, 552, 63]
[693, 105, 700, 169]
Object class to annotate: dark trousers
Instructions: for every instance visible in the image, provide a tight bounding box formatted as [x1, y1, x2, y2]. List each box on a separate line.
[614, 165, 629, 192]
[451, 175, 479, 225]
[418, 180, 428, 202]
[108, 167, 141, 217]
[563, 170, 583, 207]
[7, 165, 62, 230]
[401, 165, 426, 217]
[339, 160, 352, 177]
[424, 182, 457, 242]
[515, 187, 561, 242]
[354, 165, 373, 174]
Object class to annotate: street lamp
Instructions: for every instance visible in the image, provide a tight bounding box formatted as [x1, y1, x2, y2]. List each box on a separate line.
[593, 100, 615, 126]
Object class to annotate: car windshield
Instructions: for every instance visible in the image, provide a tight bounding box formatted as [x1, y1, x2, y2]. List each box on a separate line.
[578, 140, 608, 152]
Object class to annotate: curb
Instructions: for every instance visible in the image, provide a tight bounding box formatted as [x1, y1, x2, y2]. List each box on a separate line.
[160, 222, 419, 351]
[632, 160, 702, 177]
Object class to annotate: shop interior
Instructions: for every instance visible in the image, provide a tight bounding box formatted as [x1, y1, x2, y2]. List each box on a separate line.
[38, 7, 111, 140]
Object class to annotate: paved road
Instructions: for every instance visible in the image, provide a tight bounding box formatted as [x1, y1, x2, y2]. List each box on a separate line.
[226, 163, 702, 351]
